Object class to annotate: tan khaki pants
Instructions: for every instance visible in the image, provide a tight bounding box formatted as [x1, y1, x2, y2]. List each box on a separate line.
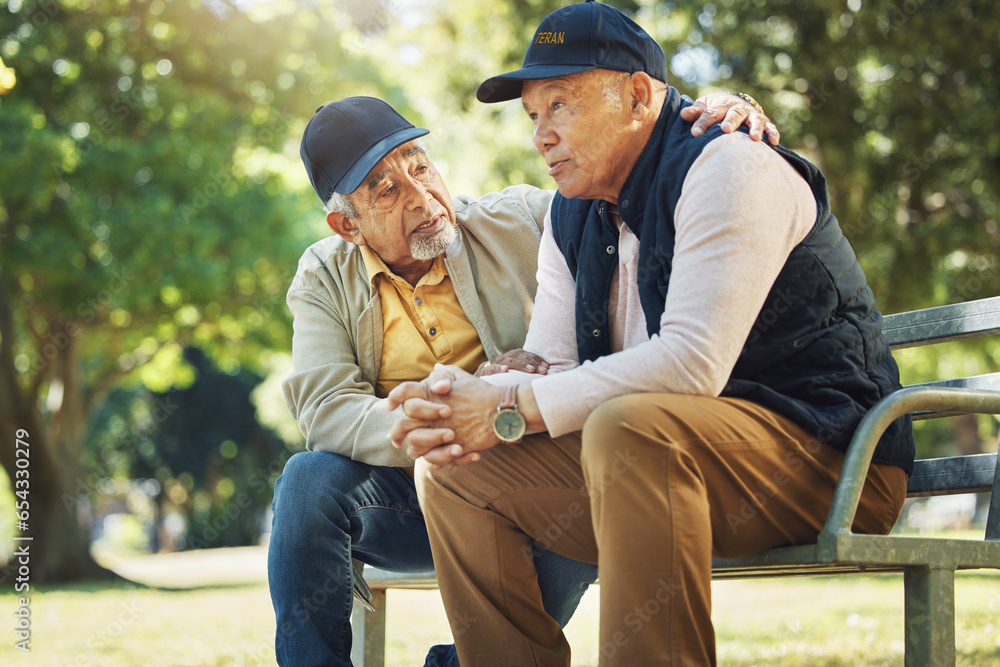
[416, 393, 908, 666]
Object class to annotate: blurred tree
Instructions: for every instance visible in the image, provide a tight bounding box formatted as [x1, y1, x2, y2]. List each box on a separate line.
[657, 0, 1000, 457]
[665, 0, 1000, 316]
[0, 0, 399, 581]
[373, 0, 999, 315]
[2, 0, 998, 582]
[369, 0, 1000, 458]
[85, 347, 289, 552]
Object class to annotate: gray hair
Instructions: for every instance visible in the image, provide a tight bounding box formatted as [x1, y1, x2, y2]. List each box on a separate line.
[324, 191, 358, 219]
[599, 70, 667, 110]
[601, 70, 632, 108]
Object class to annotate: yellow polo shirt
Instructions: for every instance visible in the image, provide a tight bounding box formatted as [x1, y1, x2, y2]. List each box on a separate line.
[361, 246, 488, 397]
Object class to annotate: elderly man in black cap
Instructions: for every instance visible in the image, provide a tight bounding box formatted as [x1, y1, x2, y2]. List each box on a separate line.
[268, 90, 780, 666]
[389, 1, 915, 665]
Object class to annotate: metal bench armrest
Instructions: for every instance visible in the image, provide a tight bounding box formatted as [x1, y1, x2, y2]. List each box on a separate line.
[818, 386, 1000, 557]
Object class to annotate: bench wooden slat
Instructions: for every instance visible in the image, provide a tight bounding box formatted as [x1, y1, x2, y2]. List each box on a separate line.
[883, 295, 1000, 349]
[907, 453, 998, 497]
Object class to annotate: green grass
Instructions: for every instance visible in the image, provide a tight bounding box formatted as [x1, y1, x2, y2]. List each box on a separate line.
[0, 581, 277, 666]
[1, 549, 998, 666]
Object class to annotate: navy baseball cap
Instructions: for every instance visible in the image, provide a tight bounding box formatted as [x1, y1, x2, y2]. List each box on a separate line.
[477, 0, 667, 104]
[300, 96, 429, 202]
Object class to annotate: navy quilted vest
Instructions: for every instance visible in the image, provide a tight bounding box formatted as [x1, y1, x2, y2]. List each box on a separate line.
[550, 88, 913, 471]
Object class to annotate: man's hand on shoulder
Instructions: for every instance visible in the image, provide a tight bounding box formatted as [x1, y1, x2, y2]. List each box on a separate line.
[683, 91, 780, 145]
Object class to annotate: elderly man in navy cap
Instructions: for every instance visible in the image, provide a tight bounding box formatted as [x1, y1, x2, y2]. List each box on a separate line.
[389, 1, 915, 665]
[268, 88, 779, 665]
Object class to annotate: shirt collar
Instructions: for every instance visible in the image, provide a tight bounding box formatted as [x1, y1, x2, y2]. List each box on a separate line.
[359, 245, 448, 290]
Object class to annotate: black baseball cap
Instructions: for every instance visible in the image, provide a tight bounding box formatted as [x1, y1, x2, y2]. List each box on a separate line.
[477, 0, 667, 104]
[300, 96, 429, 202]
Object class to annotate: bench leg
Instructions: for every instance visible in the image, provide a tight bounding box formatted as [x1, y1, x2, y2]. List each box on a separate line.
[985, 437, 1000, 542]
[903, 566, 956, 667]
[350, 589, 387, 667]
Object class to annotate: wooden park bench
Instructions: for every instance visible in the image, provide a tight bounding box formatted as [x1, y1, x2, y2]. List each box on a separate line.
[350, 295, 1000, 667]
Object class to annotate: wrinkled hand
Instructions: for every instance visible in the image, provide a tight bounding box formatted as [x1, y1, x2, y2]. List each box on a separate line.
[387, 364, 504, 467]
[682, 91, 780, 145]
[475, 349, 550, 377]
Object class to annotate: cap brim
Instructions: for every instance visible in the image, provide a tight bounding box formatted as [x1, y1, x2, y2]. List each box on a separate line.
[335, 126, 430, 195]
[476, 64, 596, 103]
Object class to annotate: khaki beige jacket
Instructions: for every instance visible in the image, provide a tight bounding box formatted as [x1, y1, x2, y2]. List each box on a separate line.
[282, 185, 552, 466]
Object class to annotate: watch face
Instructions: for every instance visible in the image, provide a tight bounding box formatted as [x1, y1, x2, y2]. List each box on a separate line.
[494, 409, 526, 442]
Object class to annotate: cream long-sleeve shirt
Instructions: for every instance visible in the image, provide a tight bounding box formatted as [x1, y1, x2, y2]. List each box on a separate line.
[483, 132, 818, 437]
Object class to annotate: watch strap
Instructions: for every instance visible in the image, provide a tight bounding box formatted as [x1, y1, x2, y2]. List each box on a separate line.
[499, 385, 518, 411]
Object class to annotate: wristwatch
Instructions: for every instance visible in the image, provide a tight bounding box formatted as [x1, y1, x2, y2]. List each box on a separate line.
[492, 385, 526, 443]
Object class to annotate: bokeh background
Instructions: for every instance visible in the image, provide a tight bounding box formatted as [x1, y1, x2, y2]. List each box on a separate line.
[0, 1, 998, 655]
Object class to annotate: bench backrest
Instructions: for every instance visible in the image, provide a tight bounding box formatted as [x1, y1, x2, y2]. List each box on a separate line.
[881, 295, 1000, 539]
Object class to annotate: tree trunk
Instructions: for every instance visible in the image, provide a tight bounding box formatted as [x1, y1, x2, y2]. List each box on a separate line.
[27, 440, 112, 582]
[0, 306, 117, 584]
[1, 412, 112, 584]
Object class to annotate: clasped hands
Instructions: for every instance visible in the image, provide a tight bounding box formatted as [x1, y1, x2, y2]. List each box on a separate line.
[387, 364, 496, 467]
[387, 349, 546, 467]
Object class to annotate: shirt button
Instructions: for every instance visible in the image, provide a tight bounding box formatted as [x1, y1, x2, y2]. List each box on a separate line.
[606, 245, 615, 254]
[429, 327, 437, 336]
[621, 199, 630, 209]
[415, 297, 422, 306]
[592, 329, 601, 337]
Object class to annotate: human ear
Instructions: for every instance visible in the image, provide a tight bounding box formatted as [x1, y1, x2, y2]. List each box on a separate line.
[628, 72, 656, 118]
[326, 211, 365, 246]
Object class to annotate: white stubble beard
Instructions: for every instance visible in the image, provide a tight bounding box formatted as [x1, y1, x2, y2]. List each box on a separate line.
[408, 222, 457, 261]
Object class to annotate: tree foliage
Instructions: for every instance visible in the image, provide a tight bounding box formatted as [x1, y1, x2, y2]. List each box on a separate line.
[371, 0, 1000, 416]
[1, 0, 998, 580]
[85, 347, 288, 552]
[0, 0, 390, 580]
[375, 0, 999, 316]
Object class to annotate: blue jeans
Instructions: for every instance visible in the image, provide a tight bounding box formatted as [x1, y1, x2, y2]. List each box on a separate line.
[267, 450, 597, 666]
